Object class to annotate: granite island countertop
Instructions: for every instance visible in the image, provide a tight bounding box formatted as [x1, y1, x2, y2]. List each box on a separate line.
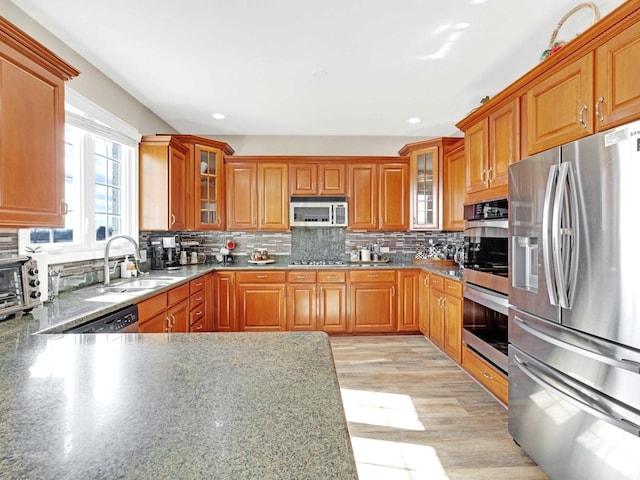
[0, 328, 358, 480]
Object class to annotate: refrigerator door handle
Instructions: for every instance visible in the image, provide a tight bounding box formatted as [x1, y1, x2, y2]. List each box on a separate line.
[552, 162, 580, 309]
[513, 351, 640, 437]
[513, 314, 640, 374]
[542, 164, 560, 306]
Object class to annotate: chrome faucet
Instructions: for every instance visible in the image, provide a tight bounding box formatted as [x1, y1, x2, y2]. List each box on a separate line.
[103, 235, 141, 286]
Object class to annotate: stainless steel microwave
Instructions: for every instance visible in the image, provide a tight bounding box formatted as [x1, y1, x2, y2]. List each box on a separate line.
[289, 196, 348, 227]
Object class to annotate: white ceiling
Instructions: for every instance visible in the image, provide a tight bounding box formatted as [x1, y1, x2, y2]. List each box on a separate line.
[10, 0, 625, 137]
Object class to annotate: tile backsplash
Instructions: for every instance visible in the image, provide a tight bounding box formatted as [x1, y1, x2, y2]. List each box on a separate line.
[0, 228, 462, 292]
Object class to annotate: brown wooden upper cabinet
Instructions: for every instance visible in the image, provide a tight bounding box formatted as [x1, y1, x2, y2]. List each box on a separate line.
[464, 99, 520, 202]
[527, 13, 640, 154]
[347, 160, 409, 231]
[226, 159, 289, 231]
[139, 135, 233, 231]
[443, 138, 465, 231]
[173, 135, 234, 231]
[290, 162, 345, 195]
[399, 138, 461, 230]
[0, 18, 79, 228]
[139, 136, 189, 231]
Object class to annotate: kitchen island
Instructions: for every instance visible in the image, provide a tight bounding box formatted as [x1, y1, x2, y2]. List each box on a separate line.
[0, 326, 357, 479]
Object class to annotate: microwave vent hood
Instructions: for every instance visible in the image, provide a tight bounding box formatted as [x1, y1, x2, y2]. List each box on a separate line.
[290, 196, 347, 203]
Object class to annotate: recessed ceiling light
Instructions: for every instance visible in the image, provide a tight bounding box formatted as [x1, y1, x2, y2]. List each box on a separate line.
[212, 113, 225, 120]
[408, 117, 421, 124]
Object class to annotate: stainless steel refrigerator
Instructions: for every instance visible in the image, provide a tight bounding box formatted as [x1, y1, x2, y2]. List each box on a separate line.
[508, 120, 640, 480]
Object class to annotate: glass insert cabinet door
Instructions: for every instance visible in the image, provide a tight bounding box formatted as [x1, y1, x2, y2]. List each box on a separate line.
[411, 146, 440, 230]
[196, 146, 223, 229]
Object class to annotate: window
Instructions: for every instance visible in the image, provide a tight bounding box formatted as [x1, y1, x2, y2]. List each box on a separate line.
[19, 90, 140, 262]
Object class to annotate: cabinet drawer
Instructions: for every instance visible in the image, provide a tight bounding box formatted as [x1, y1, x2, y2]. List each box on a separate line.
[349, 270, 396, 283]
[190, 315, 207, 332]
[444, 278, 462, 297]
[462, 344, 508, 405]
[317, 270, 346, 283]
[168, 283, 190, 306]
[137, 292, 167, 320]
[190, 276, 205, 293]
[287, 271, 317, 283]
[190, 304, 205, 326]
[190, 290, 205, 309]
[237, 271, 287, 283]
[430, 274, 445, 290]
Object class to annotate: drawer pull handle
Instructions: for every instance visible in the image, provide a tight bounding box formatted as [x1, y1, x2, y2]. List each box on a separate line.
[482, 372, 494, 380]
[257, 275, 268, 279]
[195, 296, 203, 302]
[367, 274, 378, 278]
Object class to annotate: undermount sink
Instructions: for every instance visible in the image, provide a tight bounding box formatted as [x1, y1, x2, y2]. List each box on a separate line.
[95, 277, 179, 294]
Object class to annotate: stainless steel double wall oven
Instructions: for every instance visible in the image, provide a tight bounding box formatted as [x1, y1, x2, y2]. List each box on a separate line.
[462, 199, 509, 373]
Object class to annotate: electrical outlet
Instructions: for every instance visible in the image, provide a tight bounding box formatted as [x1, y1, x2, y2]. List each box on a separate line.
[380, 246, 390, 253]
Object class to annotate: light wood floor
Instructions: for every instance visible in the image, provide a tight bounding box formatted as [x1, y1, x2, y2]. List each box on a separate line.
[330, 335, 549, 480]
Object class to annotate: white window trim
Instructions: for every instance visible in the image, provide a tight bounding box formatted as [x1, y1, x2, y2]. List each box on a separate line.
[18, 89, 141, 263]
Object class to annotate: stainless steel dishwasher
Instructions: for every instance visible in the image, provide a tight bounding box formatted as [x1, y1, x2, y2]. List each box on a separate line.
[63, 304, 139, 333]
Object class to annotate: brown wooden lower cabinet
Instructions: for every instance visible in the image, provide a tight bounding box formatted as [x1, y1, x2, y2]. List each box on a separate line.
[236, 271, 287, 331]
[213, 271, 236, 331]
[427, 273, 462, 363]
[397, 269, 420, 332]
[349, 270, 396, 333]
[462, 342, 508, 405]
[210, 268, 452, 336]
[137, 282, 190, 333]
[286, 270, 317, 331]
[317, 270, 347, 333]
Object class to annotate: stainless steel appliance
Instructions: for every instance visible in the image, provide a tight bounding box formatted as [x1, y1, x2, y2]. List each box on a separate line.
[0, 257, 41, 319]
[63, 304, 139, 333]
[508, 121, 640, 480]
[462, 199, 509, 373]
[148, 235, 182, 270]
[290, 196, 348, 227]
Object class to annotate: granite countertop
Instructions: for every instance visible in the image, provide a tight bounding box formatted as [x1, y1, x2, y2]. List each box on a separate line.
[25, 258, 461, 334]
[0, 329, 358, 480]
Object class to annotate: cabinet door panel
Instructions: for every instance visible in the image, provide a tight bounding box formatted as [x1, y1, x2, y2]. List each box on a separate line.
[226, 163, 257, 230]
[350, 283, 396, 332]
[443, 293, 462, 364]
[410, 147, 440, 230]
[0, 59, 65, 227]
[429, 288, 444, 348]
[290, 163, 317, 195]
[318, 163, 345, 195]
[318, 284, 347, 333]
[527, 54, 594, 154]
[138, 312, 167, 333]
[418, 271, 430, 336]
[465, 119, 489, 195]
[348, 164, 377, 230]
[214, 272, 236, 332]
[397, 270, 419, 332]
[489, 99, 519, 190]
[258, 163, 289, 230]
[287, 284, 317, 330]
[596, 20, 640, 129]
[443, 141, 465, 231]
[238, 284, 286, 331]
[379, 163, 409, 230]
[168, 299, 189, 332]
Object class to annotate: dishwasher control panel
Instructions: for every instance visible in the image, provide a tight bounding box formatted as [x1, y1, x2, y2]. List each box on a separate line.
[64, 304, 139, 334]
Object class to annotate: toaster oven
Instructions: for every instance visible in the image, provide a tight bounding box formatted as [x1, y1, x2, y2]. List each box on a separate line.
[0, 257, 42, 319]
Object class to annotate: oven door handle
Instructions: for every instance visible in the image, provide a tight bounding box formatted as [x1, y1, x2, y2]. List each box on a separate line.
[464, 219, 508, 230]
[463, 284, 509, 316]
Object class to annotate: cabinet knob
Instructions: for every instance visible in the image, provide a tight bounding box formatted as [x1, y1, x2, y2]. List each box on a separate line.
[171, 213, 176, 225]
